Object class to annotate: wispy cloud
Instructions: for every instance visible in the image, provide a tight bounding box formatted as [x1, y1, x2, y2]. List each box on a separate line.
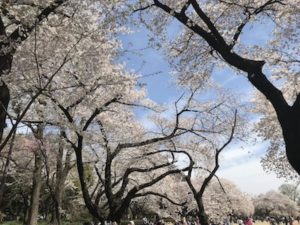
[219, 142, 268, 169]
[218, 143, 285, 195]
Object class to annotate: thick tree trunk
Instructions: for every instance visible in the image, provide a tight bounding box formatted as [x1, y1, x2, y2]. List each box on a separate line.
[195, 198, 209, 225]
[75, 146, 102, 221]
[107, 210, 124, 224]
[27, 150, 43, 225]
[108, 197, 136, 224]
[281, 108, 300, 175]
[153, 0, 300, 176]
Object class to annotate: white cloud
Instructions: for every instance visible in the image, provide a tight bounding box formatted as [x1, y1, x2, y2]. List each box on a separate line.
[218, 156, 285, 196]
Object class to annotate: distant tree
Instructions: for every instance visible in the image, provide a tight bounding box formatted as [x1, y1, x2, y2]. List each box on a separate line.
[0, 134, 34, 222]
[207, 179, 254, 219]
[253, 191, 299, 218]
[278, 183, 300, 204]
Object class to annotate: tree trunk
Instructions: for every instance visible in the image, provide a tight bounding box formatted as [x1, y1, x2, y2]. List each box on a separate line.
[0, 129, 16, 207]
[27, 126, 44, 225]
[27, 150, 43, 225]
[51, 135, 72, 225]
[0, 16, 12, 144]
[195, 198, 209, 225]
[281, 108, 300, 175]
[153, 1, 300, 176]
[0, 74, 11, 143]
[74, 146, 102, 220]
[51, 187, 62, 225]
[107, 198, 132, 224]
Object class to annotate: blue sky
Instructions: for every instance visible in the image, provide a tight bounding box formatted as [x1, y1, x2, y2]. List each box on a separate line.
[119, 16, 286, 195]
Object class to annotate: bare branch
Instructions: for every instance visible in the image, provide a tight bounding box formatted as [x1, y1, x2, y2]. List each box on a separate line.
[134, 191, 186, 206]
[132, 4, 155, 14]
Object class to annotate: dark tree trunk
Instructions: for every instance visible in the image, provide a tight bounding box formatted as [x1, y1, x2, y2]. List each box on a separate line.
[153, 0, 300, 176]
[281, 108, 300, 175]
[74, 146, 103, 221]
[0, 129, 16, 207]
[0, 83, 10, 143]
[195, 198, 209, 225]
[0, 16, 12, 143]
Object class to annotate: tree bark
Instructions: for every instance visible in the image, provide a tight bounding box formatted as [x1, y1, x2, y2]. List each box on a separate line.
[74, 144, 103, 221]
[0, 129, 16, 207]
[27, 150, 43, 225]
[280, 108, 300, 175]
[27, 126, 44, 225]
[0, 16, 12, 143]
[195, 198, 209, 225]
[51, 144, 72, 225]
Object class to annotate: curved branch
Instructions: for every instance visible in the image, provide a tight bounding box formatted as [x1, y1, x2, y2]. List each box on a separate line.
[134, 191, 186, 206]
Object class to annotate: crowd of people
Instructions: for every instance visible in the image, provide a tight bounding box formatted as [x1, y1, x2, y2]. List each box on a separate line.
[84, 215, 299, 225]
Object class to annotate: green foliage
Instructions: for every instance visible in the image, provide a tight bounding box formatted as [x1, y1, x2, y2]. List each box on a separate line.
[0, 222, 21, 225]
[0, 212, 5, 223]
[162, 217, 175, 223]
[67, 207, 93, 224]
[72, 165, 94, 195]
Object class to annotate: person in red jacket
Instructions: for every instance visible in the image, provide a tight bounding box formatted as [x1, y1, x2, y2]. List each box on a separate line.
[244, 217, 253, 225]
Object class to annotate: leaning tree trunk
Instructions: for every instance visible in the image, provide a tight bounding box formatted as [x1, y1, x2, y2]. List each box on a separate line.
[153, 0, 300, 176]
[281, 107, 300, 175]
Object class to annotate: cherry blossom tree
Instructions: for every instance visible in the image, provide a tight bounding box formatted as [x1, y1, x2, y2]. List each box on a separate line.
[130, 0, 300, 176]
[0, 0, 68, 143]
[253, 191, 299, 217]
[2, 1, 187, 223]
[0, 134, 34, 220]
[138, 176, 254, 223]
[252, 92, 299, 179]
[0, 131, 46, 225]
[1, 1, 136, 224]
[208, 179, 254, 219]
[133, 101, 243, 225]
[278, 183, 300, 204]
[181, 111, 238, 225]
